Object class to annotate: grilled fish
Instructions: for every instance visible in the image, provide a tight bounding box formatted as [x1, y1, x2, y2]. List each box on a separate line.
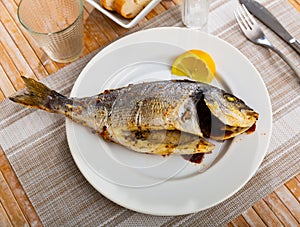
[10, 77, 258, 155]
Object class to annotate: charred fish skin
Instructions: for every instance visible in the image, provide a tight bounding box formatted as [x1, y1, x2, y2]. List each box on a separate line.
[107, 80, 204, 137]
[9, 77, 210, 154]
[106, 80, 258, 140]
[119, 130, 215, 155]
[9, 77, 258, 155]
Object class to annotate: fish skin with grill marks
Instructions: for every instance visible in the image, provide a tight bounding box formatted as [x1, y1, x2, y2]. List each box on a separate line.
[10, 77, 258, 155]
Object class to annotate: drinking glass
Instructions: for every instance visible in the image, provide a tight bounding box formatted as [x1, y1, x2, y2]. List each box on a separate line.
[182, 0, 209, 30]
[18, 0, 84, 63]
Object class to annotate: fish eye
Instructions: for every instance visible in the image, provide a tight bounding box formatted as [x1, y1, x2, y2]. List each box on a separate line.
[224, 94, 237, 102]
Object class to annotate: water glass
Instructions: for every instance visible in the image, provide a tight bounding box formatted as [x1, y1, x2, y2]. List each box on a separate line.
[18, 0, 84, 63]
[182, 0, 209, 30]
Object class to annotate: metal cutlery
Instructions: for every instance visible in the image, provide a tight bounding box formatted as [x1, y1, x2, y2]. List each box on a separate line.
[239, 0, 300, 55]
[234, 5, 300, 80]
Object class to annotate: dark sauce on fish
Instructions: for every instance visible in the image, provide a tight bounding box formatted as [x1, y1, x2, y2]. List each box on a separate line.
[182, 153, 205, 164]
[196, 94, 226, 139]
[246, 123, 256, 134]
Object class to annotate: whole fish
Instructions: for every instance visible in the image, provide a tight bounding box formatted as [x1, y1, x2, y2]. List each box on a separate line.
[10, 77, 258, 155]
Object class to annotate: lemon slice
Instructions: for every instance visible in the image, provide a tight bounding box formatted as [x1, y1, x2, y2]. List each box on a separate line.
[171, 49, 216, 83]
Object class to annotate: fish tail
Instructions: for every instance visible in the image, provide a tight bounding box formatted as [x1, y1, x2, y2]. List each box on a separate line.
[9, 76, 69, 113]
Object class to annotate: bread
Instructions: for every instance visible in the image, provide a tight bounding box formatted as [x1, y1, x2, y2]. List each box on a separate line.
[100, 0, 151, 19]
[100, 0, 115, 11]
[114, 0, 151, 19]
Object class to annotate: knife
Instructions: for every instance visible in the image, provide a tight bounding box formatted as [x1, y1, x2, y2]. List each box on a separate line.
[239, 0, 300, 55]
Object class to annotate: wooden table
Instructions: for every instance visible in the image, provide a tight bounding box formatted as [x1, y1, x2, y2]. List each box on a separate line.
[0, 0, 299, 226]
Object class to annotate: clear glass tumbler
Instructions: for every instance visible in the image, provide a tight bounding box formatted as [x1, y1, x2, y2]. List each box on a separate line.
[182, 0, 209, 30]
[18, 0, 84, 63]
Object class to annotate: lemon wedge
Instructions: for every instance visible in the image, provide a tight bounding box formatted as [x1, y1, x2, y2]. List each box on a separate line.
[171, 49, 216, 83]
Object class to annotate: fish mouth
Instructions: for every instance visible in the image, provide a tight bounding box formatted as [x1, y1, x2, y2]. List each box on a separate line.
[196, 95, 258, 140]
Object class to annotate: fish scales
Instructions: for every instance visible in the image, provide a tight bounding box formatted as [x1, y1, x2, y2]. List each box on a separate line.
[9, 77, 258, 155]
[108, 81, 201, 135]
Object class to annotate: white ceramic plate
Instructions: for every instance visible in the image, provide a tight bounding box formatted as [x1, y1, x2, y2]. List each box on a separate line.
[66, 27, 272, 215]
[86, 0, 161, 28]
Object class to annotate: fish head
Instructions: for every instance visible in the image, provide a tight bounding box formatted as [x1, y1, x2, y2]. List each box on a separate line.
[199, 87, 259, 140]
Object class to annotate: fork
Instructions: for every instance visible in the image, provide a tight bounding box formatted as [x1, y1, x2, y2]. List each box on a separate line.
[234, 4, 300, 80]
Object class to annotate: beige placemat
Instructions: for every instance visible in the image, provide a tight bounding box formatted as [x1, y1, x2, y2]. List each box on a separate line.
[1, 0, 300, 226]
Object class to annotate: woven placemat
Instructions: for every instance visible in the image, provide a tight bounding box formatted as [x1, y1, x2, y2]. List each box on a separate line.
[1, 0, 299, 226]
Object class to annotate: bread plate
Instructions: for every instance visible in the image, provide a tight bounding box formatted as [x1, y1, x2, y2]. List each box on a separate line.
[86, 0, 161, 28]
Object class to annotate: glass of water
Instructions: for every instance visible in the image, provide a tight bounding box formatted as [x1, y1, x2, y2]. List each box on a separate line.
[182, 0, 209, 30]
[18, 0, 84, 63]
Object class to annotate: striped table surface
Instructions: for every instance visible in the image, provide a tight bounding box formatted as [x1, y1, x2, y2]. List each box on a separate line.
[1, 0, 300, 226]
